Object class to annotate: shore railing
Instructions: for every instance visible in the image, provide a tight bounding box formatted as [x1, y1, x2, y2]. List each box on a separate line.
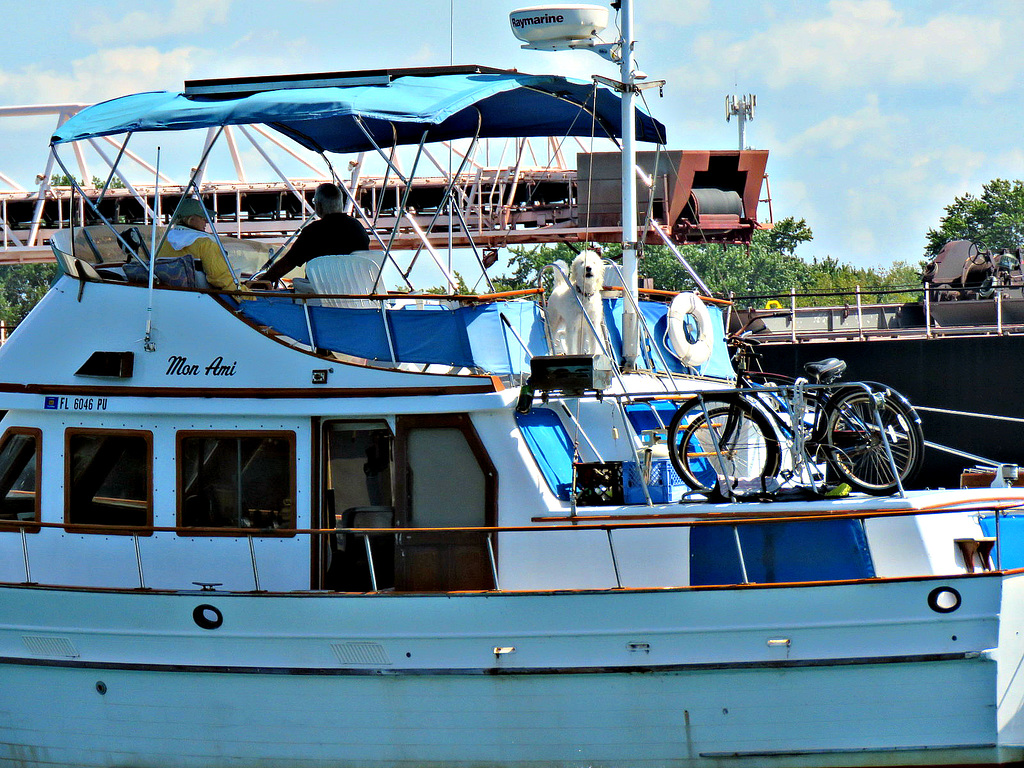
[727, 284, 1024, 341]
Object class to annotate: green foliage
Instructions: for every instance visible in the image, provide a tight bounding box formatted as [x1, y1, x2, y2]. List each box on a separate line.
[925, 178, 1024, 256]
[491, 243, 578, 293]
[490, 216, 919, 309]
[802, 258, 923, 306]
[764, 216, 813, 256]
[424, 271, 470, 295]
[0, 264, 58, 327]
[50, 174, 126, 190]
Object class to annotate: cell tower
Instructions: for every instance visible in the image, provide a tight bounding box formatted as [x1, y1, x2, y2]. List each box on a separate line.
[726, 94, 756, 150]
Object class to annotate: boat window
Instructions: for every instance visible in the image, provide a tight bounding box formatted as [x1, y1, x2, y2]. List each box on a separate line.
[65, 429, 152, 532]
[515, 408, 573, 500]
[0, 427, 41, 530]
[177, 432, 296, 533]
[690, 519, 875, 586]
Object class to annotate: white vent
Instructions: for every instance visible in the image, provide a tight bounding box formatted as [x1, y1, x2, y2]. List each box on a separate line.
[22, 636, 79, 658]
[331, 641, 391, 666]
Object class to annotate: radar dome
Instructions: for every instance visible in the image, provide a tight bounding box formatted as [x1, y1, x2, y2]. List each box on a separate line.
[509, 5, 610, 45]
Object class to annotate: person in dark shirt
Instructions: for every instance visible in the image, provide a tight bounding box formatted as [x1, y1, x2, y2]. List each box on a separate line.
[261, 182, 370, 283]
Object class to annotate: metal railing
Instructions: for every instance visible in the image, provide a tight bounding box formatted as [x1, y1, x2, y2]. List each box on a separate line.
[3, 500, 1020, 593]
[730, 284, 1024, 341]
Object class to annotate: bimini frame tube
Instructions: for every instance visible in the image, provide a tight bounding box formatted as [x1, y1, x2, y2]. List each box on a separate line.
[402, 108, 494, 293]
[49, 147, 151, 263]
[144, 148, 161, 351]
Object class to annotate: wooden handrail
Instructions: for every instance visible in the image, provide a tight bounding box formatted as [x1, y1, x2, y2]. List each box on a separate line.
[601, 285, 733, 306]
[3, 496, 1021, 537]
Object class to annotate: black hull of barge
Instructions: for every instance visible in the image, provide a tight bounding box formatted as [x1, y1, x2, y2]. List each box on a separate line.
[757, 334, 1024, 490]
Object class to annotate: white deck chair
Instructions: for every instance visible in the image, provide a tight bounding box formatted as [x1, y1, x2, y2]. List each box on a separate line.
[305, 251, 387, 308]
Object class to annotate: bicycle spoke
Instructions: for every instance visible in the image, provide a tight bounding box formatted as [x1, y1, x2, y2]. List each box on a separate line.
[823, 388, 923, 495]
[668, 397, 781, 493]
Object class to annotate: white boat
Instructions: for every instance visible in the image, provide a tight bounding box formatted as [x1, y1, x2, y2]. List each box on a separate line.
[4, 7, 1024, 768]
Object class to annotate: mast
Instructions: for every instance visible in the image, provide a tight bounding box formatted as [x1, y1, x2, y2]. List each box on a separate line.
[509, 1, 648, 368]
[619, 0, 639, 368]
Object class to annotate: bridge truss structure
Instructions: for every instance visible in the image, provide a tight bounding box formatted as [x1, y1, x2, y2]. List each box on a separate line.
[1, 103, 772, 273]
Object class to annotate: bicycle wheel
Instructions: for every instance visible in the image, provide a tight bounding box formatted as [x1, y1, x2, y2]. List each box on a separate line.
[822, 386, 924, 495]
[668, 395, 781, 493]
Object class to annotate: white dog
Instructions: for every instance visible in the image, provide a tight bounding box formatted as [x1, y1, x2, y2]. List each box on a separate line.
[545, 250, 607, 355]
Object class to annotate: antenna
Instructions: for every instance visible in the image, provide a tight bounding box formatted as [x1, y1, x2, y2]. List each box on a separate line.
[726, 93, 756, 150]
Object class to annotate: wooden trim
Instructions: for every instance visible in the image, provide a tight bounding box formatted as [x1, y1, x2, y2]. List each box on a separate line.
[603, 286, 732, 306]
[0, 426, 42, 533]
[0, 382, 501, 399]
[175, 430, 297, 537]
[259, 288, 544, 302]
[310, 416, 322, 590]
[640, 287, 732, 306]
[64, 427, 153, 536]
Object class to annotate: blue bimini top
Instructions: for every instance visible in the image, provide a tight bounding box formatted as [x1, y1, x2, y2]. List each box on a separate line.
[51, 69, 667, 154]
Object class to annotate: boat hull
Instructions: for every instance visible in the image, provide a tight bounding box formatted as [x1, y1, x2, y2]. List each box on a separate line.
[2, 573, 1022, 768]
[0, 657, 1010, 768]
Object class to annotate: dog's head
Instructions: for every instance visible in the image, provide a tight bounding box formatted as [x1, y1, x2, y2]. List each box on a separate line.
[570, 250, 605, 296]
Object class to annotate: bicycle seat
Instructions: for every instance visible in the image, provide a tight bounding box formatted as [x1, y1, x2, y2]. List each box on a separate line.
[804, 358, 847, 384]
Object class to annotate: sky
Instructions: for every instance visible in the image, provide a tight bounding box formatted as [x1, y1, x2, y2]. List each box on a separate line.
[1, 0, 1022, 274]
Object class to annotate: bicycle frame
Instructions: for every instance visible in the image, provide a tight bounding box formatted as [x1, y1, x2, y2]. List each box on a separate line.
[669, 340, 915, 498]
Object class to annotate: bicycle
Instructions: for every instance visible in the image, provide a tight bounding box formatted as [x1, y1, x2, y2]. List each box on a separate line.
[666, 339, 925, 497]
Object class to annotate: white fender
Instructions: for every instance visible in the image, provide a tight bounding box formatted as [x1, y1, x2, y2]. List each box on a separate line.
[667, 292, 713, 367]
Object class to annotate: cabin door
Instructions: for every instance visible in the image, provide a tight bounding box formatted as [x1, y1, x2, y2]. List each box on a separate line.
[319, 420, 394, 591]
[394, 414, 496, 591]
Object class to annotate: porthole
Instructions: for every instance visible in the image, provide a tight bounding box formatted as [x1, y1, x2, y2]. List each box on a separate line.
[927, 586, 961, 614]
[193, 604, 223, 630]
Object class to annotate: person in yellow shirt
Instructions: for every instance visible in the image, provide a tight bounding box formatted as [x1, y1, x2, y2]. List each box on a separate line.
[158, 198, 248, 294]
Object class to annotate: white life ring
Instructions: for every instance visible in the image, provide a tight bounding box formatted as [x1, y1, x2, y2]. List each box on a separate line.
[667, 292, 713, 367]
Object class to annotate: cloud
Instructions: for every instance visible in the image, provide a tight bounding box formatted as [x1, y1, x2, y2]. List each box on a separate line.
[779, 94, 905, 157]
[0, 47, 204, 105]
[640, 0, 711, 28]
[74, 0, 232, 46]
[689, 1, 1014, 95]
[0, 32, 313, 107]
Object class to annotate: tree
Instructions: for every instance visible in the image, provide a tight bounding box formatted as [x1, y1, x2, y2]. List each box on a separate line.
[636, 218, 815, 305]
[802, 257, 922, 306]
[491, 243, 579, 293]
[0, 264, 59, 328]
[925, 178, 1024, 256]
[50, 174, 126, 190]
[479, 215, 917, 308]
[764, 216, 813, 256]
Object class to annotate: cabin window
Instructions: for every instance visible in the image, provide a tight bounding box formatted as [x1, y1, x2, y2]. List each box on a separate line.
[689, 519, 875, 586]
[515, 408, 573, 500]
[0, 427, 41, 529]
[65, 429, 152, 532]
[177, 432, 296, 533]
